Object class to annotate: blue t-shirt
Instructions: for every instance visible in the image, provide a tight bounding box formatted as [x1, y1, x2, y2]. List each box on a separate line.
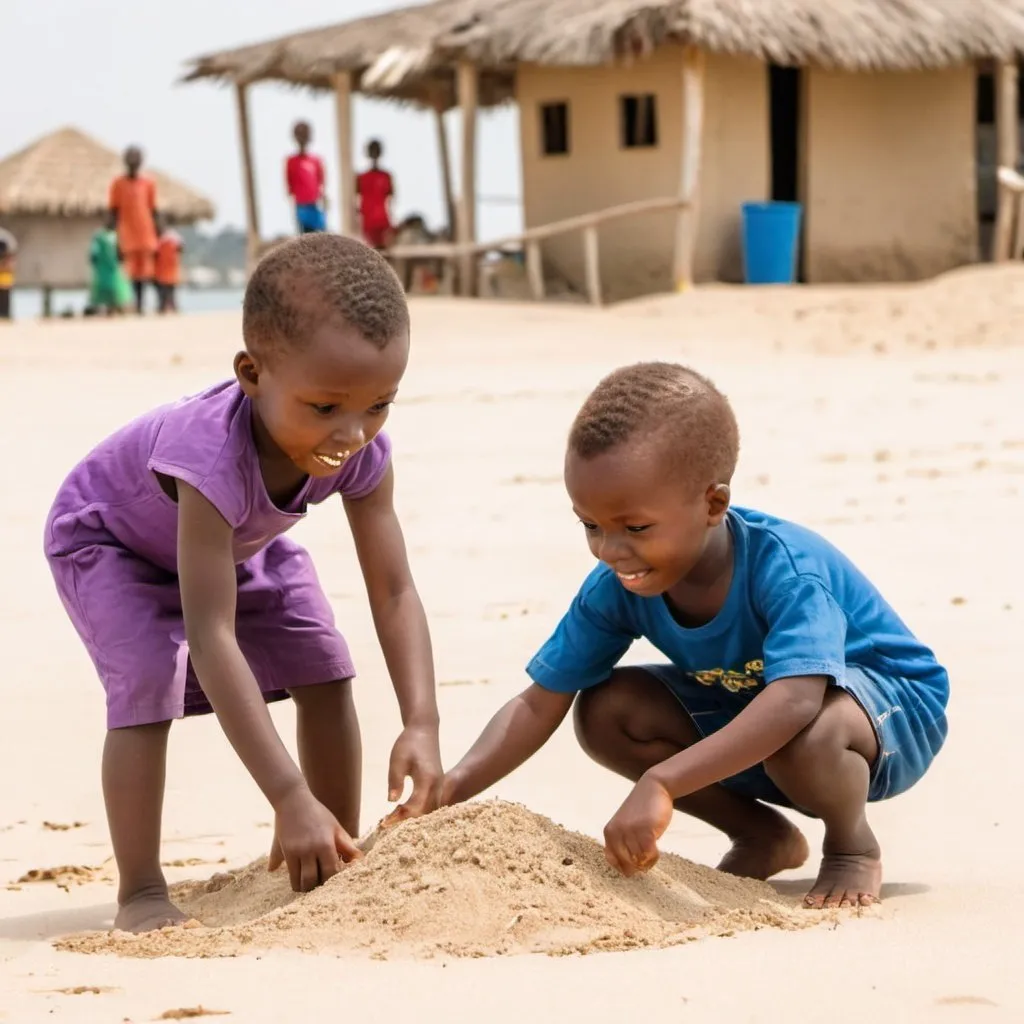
[526, 507, 949, 713]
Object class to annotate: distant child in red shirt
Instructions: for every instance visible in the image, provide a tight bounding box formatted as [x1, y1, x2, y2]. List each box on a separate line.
[154, 217, 184, 314]
[357, 140, 394, 250]
[286, 122, 326, 234]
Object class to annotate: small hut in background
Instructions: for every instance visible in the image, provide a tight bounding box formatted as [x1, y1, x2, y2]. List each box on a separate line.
[184, 0, 1024, 303]
[0, 127, 215, 295]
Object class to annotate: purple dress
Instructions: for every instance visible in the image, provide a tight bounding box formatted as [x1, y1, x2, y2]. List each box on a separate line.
[44, 380, 391, 730]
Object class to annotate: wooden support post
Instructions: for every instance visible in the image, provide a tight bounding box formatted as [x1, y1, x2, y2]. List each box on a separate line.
[583, 226, 602, 306]
[525, 240, 544, 300]
[673, 47, 706, 291]
[1014, 192, 1024, 260]
[456, 61, 478, 296]
[333, 71, 356, 237]
[234, 82, 261, 271]
[993, 61, 1020, 262]
[434, 106, 457, 239]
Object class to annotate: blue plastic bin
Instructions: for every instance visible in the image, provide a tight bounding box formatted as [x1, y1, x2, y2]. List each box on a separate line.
[741, 201, 802, 285]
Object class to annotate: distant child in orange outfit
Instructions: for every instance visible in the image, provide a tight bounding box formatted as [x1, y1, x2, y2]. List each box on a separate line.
[155, 217, 184, 314]
[356, 140, 394, 251]
[109, 146, 159, 315]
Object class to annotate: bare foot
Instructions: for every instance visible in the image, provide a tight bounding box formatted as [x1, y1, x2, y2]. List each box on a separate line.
[114, 892, 189, 933]
[803, 851, 882, 909]
[717, 819, 810, 880]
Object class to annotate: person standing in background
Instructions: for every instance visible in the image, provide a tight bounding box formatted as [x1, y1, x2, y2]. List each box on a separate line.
[87, 216, 128, 316]
[286, 122, 327, 234]
[0, 227, 15, 321]
[109, 146, 159, 315]
[356, 139, 394, 250]
[154, 216, 184, 314]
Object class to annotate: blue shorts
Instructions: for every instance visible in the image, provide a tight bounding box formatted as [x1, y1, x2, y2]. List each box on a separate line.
[296, 203, 326, 233]
[642, 663, 947, 810]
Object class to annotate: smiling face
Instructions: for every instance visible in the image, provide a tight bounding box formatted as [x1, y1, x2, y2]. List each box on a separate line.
[235, 318, 409, 481]
[565, 440, 730, 598]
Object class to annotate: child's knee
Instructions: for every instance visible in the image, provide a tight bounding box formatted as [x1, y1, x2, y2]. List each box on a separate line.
[765, 688, 876, 778]
[572, 667, 683, 754]
[288, 677, 354, 712]
[573, 671, 636, 753]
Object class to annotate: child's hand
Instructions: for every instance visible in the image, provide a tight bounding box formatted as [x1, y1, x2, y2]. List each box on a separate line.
[268, 786, 362, 892]
[602, 774, 675, 877]
[383, 723, 443, 825]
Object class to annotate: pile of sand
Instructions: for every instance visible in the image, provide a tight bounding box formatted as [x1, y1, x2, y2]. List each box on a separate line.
[56, 801, 809, 960]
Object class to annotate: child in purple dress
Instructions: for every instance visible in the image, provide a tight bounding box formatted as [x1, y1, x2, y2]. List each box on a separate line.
[44, 234, 442, 933]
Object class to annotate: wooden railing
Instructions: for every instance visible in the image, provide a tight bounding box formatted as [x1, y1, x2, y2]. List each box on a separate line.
[996, 166, 1024, 261]
[385, 195, 690, 306]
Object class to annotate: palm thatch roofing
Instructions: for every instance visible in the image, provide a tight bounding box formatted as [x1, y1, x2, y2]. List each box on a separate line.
[183, 1, 513, 108]
[183, 0, 1024, 109]
[0, 127, 216, 221]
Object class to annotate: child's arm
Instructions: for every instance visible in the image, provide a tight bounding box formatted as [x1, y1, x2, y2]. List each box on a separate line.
[176, 482, 361, 890]
[343, 464, 442, 819]
[603, 674, 827, 875]
[442, 683, 575, 804]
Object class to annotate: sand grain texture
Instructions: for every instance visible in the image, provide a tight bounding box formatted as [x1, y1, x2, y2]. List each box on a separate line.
[55, 801, 806, 959]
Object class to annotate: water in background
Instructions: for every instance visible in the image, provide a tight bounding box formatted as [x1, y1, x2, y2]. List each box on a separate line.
[10, 286, 245, 321]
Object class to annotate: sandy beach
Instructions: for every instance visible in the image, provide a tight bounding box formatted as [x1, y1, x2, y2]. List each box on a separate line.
[1, 268, 1022, 1021]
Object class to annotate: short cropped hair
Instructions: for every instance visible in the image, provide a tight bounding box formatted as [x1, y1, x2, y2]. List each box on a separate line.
[242, 233, 408, 359]
[568, 362, 739, 489]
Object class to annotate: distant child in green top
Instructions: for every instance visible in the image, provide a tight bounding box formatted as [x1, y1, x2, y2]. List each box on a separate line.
[89, 217, 131, 315]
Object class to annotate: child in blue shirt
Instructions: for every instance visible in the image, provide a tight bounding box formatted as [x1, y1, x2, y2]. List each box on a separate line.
[441, 362, 948, 910]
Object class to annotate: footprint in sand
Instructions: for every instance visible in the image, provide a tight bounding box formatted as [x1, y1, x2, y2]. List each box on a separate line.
[42, 821, 87, 831]
[42, 986, 119, 996]
[162, 858, 228, 868]
[17, 862, 114, 888]
[157, 1009, 230, 1020]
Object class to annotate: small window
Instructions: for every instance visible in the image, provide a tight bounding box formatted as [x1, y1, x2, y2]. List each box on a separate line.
[540, 101, 570, 156]
[620, 94, 658, 149]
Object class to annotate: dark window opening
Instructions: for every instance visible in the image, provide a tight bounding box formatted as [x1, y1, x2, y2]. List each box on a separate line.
[540, 101, 570, 156]
[620, 94, 658, 148]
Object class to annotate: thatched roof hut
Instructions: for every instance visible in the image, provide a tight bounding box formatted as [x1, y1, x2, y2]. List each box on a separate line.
[0, 127, 215, 290]
[184, 1, 1024, 298]
[183, 0, 512, 109]
[0, 126, 215, 221]
[185, 0, 1024, 104]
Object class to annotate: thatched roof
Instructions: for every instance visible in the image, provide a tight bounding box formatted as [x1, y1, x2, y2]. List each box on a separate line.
[182, 1, 513, 108]
[0, 127, 216, 221]
[184, 0, 1024, 108]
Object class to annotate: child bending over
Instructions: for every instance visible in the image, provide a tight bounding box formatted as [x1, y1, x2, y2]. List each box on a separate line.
[45, 234, 442, 932]
[441, 362, 948, 909]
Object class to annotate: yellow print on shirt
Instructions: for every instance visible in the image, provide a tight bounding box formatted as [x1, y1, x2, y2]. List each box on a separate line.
[693, 659, 764, 693]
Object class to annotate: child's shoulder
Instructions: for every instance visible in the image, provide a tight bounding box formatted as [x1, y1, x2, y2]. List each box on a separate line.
[731, 505, 873, 601]
[733, 505, 855, 577]
[49, 381, 249, 531]
[148, 380, 249, 472]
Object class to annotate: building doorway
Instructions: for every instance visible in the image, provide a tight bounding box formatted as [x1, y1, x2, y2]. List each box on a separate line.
[769, 64, 805, 279]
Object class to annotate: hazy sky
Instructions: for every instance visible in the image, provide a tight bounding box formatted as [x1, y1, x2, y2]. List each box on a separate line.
[5, 0, 522, 239]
